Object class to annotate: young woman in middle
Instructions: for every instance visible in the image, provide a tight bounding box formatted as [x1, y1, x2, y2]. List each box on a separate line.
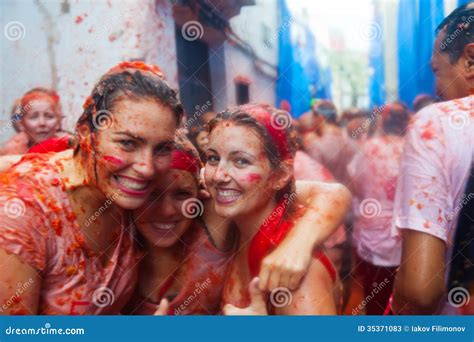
[127, 126, 351, 315]
[205, 104, 347, 315]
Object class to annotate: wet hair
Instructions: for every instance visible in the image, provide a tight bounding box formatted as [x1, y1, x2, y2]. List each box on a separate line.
[208, 103, 298, 202]
[73, 63, 184, 185]
[382, 103, 410, 136]
[436, 3, 474, 63]
[77, 69, 183, 135]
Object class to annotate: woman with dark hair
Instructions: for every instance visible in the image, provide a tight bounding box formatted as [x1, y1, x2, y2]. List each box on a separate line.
[204, 104, 348, 315]
[346, 102, 410, 315]
[0, 61, 183, 315]
[127, 131, 350, 315]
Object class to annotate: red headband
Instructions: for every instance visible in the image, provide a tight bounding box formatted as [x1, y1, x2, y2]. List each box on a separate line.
[241, 104, 291, 160]
[106, 61, 164, 79]
[21, 90, 60, 110]
[170, 150, 200, 176]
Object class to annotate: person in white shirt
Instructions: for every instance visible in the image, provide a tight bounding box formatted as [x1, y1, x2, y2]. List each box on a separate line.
[392, 3, 474, 314]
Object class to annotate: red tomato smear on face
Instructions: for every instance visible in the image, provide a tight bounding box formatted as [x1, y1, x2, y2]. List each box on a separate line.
[103, 155, 124, 166]
[246, 173, 262, 182]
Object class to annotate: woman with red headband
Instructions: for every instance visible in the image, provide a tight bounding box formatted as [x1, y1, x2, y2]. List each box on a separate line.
[204, 104, 350, 315]
[0, 128, 350, 315]
[0, 61, 183, 314]
[124, 131, 350, 315]
[0, 88, 70, 156]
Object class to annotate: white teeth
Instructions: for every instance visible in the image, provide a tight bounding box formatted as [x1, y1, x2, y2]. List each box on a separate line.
[217, 189, 241, 200]
[116, 176, 149, 191]
[154, 223, 177, 230]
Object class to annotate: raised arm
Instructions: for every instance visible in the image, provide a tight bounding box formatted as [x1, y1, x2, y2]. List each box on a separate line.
[259, 180, 351, 291]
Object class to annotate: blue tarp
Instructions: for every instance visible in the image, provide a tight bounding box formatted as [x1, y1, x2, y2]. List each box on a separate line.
[276, 0, 330, 117]
[397, 0, 444, 108]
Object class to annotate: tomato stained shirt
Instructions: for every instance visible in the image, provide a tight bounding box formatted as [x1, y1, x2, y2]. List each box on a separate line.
[0, 153, 140, 315]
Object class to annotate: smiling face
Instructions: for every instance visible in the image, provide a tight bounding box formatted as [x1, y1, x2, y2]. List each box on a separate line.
[134, 169, 198, 247]
[204, 122, 279, 220]
[20, 99, 61, 144]
[83, 96, 177, 210]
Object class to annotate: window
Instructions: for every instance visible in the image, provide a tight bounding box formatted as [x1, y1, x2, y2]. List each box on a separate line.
[236, 82, 249, 105]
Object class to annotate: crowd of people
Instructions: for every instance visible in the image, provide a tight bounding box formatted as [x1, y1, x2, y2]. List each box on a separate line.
[0, 3, 472, 316]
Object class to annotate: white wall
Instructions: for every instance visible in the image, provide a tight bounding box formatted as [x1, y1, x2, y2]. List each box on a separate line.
[222, 0, 278, 108]
[1, 0, 177, 142]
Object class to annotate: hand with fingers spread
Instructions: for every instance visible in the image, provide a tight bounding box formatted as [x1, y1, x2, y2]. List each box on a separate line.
[153, 298, 170, 315]
[223, 278, 268, 315]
